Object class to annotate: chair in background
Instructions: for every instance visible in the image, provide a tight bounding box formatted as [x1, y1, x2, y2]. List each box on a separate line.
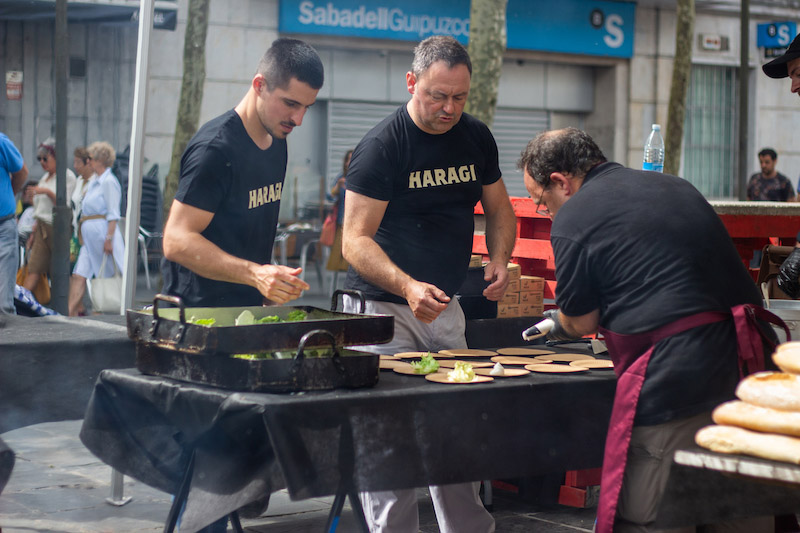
[138, 227, 162, 290]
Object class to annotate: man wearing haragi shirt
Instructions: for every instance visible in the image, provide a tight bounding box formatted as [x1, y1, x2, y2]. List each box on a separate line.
[162, 38, 323, 308]
[160, 38, 323, 533]
[342, 35, 517, 533]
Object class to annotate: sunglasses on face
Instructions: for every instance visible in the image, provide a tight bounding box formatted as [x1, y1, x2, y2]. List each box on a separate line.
[37, 156, 49, 162]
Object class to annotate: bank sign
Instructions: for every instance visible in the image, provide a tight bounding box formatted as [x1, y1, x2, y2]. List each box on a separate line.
[279, 0, 635, 58]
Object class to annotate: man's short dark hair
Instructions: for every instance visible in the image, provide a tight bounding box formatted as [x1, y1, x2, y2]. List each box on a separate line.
[518, 127, 607, 188]
[759, 148, 778, 160]
[411, 36, 472, 77]
[258, 38, 324, 91]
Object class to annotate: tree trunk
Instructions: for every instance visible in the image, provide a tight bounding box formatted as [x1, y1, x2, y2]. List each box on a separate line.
[664, 0, 694, 176]
[162, 0, 210, 220]
[465, 0, 507, 128]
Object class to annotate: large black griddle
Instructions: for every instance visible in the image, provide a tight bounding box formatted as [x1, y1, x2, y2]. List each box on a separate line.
[127, 291, 392, 393]
[127, 291, 393, 354]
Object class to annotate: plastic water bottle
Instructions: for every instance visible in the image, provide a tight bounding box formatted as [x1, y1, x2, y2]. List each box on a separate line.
[642, 124, 664, 172]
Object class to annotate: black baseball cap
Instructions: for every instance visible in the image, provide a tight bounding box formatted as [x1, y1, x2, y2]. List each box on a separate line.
[763, 33, 800, 79]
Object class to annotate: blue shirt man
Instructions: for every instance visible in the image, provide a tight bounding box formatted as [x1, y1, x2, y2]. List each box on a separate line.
[0, 132, 29, 314]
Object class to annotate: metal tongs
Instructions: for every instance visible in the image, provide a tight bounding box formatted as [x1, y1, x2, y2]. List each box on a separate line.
[522, 318, 555, 341]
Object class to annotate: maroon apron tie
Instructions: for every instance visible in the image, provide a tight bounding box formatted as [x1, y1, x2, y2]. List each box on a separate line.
[594, 304, 788, 533]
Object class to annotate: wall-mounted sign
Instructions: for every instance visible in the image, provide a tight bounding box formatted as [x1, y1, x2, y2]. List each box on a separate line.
[699, 33, 729, 51]
[279, 0, 636, 59]
[757, 21, 796, 49]
[6, 71, 22, 101]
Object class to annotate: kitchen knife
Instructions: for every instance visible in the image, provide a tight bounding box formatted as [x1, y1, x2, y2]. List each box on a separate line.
[522, 318, 555, 341]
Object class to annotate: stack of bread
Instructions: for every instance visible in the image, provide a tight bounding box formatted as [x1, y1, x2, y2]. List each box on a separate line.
[695, 341, 800, 464]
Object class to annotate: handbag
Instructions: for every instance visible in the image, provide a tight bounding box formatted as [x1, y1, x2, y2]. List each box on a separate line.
[320, 205, 338, 247]
[15, 265, 51, 305]
[90, 254, 122, 313]
[757, 244, 795, 301]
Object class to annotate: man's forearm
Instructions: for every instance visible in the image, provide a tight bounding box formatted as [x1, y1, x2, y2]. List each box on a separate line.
[343, 236, 413, 299]
[485, 203, 516, 265]
[165, 232, 258, 287]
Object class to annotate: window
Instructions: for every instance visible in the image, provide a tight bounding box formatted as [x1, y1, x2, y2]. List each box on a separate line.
[682, 64, 738, 198]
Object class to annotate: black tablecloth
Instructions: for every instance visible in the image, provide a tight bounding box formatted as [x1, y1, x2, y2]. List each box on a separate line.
[80, 360, 616, 530]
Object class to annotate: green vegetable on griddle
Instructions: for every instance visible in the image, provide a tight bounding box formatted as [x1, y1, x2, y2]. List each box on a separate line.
[257, 315, 281, 323]
[286, 310, 308, 322]
[188, 317, 216, 326]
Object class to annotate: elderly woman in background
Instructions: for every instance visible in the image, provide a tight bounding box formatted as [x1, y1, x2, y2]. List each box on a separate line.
[68, 141, 124, 316]
[70, 146, 96, 266]
[23, 137, 76, 296]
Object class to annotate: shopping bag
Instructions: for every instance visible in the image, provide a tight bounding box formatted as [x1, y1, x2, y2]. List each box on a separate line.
[89, 254, 122, 313]
[320, 206, 337, 247]
[15, 265, 51, 305]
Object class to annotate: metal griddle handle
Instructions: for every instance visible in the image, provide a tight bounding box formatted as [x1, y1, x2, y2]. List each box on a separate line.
[294, 329, 345, 374]
[331, 289, 366, 314]
[151, 294, 187, 344]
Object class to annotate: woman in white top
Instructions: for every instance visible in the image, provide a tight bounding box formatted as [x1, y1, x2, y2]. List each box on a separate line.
[23, 137, 76, 297]
[68, 141, 125, 316]
[70, 146, 96, 265]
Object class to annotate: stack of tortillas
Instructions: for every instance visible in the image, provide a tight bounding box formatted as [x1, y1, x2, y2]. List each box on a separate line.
[695, 341, 800, 464]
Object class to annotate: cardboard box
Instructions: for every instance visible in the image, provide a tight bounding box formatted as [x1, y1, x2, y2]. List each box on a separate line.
[507, 262, 521, 281]
[500, 292, 520, 305]
[519, 290, 543, 305]
[497, 303, 521, 318]
[506, 279, 520, 293]
[469, 255, 484, 268]
[520, 275, 545, 292]
[520, 303, 544, 317]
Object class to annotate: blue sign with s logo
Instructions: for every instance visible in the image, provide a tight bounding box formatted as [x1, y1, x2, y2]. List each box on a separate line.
[757, 22, 797, 48]
[279, 0, 636, 59]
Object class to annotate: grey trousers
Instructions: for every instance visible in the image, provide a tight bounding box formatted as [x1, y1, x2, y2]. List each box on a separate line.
[343, 297, 495, 533]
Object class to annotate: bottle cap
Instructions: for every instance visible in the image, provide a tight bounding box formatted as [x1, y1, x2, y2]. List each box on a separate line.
[652, 124, 661, 130]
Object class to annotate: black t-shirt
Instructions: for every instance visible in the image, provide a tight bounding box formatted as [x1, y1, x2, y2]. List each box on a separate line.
[552, 162, 762, 426]
[344, 105, 501, 304]
[162, 109, 287, 307]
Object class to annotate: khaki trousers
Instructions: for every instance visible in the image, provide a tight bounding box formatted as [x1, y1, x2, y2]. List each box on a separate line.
[614, 411, 773, 533]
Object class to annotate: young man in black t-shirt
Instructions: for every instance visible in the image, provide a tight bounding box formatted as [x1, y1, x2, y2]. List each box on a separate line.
[521, 128, 773, 533]
[342, 36, 517, 533]
[162, 39, 323, 308]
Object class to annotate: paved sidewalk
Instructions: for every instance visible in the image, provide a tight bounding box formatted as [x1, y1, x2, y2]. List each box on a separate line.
[0, 420, 596, 532]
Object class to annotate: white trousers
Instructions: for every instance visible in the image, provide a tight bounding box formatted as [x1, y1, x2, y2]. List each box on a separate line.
[343, 297, 495, 533]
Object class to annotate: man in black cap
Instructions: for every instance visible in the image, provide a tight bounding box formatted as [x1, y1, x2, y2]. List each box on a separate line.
[762, 32, 800, 90]
[763, 33, 800, 297]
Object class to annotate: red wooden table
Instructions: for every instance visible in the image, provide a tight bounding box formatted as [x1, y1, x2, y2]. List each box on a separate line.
[473, 199, 800, 298]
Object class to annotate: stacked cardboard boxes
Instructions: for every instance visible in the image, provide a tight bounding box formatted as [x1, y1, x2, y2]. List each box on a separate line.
[496, 265, 545, 318]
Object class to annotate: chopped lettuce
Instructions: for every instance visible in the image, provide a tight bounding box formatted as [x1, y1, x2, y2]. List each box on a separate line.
[286, 310, 308, 322]
[410, 352, 440, 374]
[257, 315, 281, 323]
[447, 361, 475, 382]
[231, 352, 272, 360]
[188, 316, 216, 326]
[234, 310, 256, 326]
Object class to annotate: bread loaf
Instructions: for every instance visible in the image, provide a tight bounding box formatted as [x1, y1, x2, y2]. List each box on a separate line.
[713, 400, 800, 437]
[696, 424, 800, 464]
[735, 371, 800, 411]
[773, 345, 800, 375]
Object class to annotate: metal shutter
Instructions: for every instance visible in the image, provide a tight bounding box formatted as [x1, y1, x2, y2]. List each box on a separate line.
[327, 101, 399, 186]
[491, 108, 550, 198]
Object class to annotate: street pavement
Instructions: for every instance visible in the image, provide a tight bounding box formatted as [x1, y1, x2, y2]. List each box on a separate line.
[0, 265, 598, 532]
